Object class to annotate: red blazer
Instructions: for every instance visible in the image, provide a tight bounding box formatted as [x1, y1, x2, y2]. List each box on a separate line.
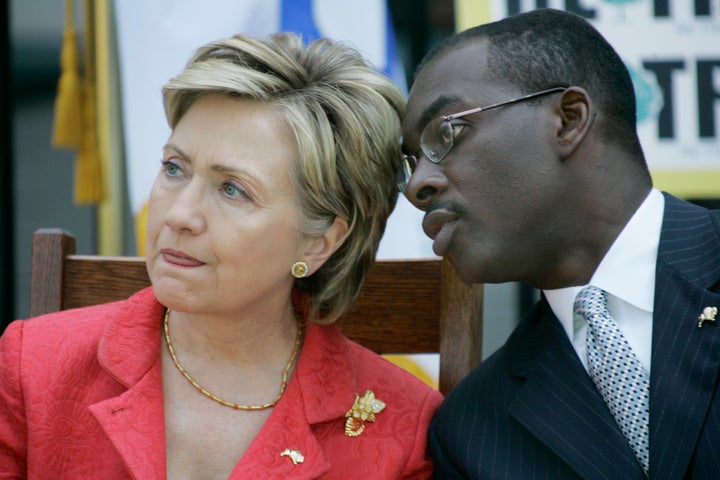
[0, 287, 442, 479]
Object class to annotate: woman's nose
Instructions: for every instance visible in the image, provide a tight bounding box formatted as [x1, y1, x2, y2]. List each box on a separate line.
[164, 182, 206, 234]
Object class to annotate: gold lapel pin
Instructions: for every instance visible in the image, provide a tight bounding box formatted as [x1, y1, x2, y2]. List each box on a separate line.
[697, 306, 718, 328]
[344, 390, 386, 437]
[280, 449, 304, 465]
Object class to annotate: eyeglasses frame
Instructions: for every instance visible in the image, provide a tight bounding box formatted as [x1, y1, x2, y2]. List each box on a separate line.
[398, 86, 567, 193]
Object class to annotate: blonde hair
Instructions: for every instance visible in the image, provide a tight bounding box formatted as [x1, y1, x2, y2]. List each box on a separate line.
[163, 33, 405, 323]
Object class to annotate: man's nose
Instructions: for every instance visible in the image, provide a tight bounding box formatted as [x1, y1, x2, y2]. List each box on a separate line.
[405, 158, 447, 210]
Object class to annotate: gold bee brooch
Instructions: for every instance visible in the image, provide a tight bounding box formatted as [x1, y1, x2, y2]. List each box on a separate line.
[344, 390, 386, 437]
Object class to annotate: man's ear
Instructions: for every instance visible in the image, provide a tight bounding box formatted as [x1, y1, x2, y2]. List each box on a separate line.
[555, 86, 594, 160]
[301, 216, 350, 275]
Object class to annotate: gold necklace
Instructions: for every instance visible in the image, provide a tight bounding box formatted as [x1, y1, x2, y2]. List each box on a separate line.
[163, 309, 304, 411]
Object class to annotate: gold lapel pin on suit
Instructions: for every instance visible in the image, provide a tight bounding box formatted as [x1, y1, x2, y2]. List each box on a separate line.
[698, 306, 718, 328]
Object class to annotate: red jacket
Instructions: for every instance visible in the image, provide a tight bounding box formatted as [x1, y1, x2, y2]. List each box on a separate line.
[0, 287, 442, 479]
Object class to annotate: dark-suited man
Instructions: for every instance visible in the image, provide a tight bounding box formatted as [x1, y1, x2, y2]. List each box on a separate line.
[399, 8, 720, 480]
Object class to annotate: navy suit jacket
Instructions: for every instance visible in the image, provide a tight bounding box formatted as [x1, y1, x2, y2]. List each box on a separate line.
[429, 193, 720, 479]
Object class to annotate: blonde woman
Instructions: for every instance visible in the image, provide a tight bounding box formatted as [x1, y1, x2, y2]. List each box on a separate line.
[0, 33, 442, 479]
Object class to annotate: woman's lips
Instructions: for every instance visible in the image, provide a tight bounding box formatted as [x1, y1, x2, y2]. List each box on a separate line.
[161, 249, 204, 267]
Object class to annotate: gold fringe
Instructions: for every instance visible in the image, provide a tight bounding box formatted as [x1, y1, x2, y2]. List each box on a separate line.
[51, 1, 83, 149]
[74, 79, 105, 204]
[73, 0, 105, 204]
[52, 0, 106, 204]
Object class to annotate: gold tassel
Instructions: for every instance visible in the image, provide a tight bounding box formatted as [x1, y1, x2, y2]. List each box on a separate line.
[74, 0, 105, 204]
[52, 0, 83, 148]
[74, 74, 105, 204]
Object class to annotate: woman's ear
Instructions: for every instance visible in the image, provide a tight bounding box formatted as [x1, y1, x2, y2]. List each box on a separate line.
[555, 86, 594, 160]
[302, 216, 349, 275]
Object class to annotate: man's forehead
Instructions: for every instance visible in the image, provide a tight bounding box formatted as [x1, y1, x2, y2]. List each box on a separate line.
[404, 70, 456, 133]
[405, 94, 460, 133]
[403, 43, 489, 139]
[414, 38, 488, 86]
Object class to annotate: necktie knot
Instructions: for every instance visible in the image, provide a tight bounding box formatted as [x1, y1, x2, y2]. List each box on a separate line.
[574, 285, 610, 322]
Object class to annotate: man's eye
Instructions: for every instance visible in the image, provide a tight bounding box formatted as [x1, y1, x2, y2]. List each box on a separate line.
[449, 123, 466, 137]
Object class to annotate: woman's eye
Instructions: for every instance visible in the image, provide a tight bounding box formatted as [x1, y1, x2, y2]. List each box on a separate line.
[161, 160, 183, 176]
[221, 181, 247, 198]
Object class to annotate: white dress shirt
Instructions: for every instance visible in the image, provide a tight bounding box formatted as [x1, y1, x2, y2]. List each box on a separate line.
[544, 188, 665, 374]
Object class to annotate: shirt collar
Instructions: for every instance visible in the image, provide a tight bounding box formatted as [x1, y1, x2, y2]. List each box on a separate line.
[545, 188, 664, 340]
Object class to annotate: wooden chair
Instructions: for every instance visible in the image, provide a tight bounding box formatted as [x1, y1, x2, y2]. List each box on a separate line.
[29, 228, 483, 395]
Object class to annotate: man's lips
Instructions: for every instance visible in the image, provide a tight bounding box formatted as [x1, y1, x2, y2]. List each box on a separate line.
[423, 207, 460, 257]
[160, 249, 204, 267]
[422, 208, 459, 240]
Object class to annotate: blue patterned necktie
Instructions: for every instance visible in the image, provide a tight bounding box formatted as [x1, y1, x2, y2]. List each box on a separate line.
[574, 286, 650, 476]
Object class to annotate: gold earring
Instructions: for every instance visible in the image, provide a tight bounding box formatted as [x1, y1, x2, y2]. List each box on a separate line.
[291, 261, 309, 278]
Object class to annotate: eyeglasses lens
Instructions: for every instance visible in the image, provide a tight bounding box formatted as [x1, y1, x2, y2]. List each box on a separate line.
[420, 118, 454, 164]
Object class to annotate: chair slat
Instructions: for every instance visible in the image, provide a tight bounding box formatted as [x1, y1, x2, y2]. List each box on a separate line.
[28, 228, 483, 394]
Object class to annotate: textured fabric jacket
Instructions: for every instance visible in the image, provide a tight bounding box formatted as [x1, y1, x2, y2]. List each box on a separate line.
[429, 193, 720, 479]
[0, 287, 442, 479]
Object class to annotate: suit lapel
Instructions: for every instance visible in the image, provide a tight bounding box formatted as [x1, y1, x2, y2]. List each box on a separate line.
[90, 358, 167, 479]
[508, 301, 646, 479]
[649, 194, 720, 479]
[229, 323, 356, 479]
[228, 392, 333, 479]
[90, 289, 167, 478]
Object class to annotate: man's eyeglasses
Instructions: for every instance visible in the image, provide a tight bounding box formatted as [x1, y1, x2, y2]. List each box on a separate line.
[398, 87, 566, 194]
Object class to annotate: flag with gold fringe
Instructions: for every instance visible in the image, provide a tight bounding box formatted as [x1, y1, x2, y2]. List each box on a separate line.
[51, 0, 106, 205]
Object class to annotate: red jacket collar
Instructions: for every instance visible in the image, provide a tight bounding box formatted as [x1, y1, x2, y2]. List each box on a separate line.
[95, 287, 364, 478]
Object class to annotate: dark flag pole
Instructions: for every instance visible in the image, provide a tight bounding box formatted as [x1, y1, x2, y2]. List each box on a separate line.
[1, 0, 15, 329]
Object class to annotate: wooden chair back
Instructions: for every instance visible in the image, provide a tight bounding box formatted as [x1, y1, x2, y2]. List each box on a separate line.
[29, 228, 483, 395]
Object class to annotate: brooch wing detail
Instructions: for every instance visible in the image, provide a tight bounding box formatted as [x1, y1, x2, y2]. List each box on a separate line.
[344, 390, 386, 437]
